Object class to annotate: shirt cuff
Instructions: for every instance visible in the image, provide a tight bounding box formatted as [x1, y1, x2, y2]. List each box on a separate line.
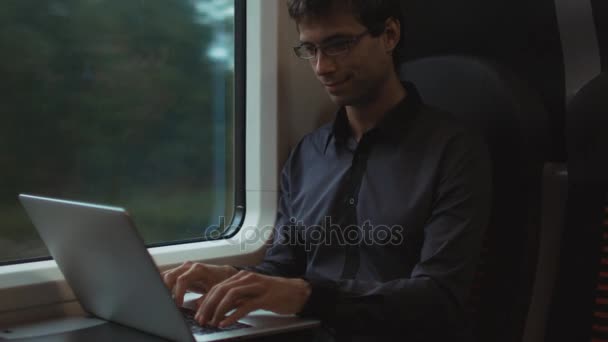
[297, 278, 339, 318]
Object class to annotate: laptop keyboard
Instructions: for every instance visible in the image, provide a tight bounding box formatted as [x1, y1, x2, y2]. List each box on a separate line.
[180, 308, 251, 335]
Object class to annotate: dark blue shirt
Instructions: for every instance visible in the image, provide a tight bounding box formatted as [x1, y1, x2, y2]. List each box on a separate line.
[245, 83, 492, 340]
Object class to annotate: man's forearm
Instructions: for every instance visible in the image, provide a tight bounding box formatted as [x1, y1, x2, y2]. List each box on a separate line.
[298, 276, 460, 335]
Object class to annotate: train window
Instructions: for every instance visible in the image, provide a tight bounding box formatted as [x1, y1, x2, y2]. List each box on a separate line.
[0, 0, 244, 265]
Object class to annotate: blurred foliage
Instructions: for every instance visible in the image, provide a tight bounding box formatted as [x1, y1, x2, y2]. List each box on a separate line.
[0, 0, 235, 263]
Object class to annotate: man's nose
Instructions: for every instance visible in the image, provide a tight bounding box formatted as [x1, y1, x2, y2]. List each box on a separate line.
[312, 51, 337, 76]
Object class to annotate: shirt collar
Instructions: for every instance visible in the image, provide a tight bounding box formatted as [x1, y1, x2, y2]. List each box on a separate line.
[324, 82, 424, 153]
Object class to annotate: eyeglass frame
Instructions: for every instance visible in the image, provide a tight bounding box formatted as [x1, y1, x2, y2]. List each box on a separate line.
[293, 30, 371, 60]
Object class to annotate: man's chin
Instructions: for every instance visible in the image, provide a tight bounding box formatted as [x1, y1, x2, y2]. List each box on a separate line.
[327, 93, 355, 107]
[327, 87, 378, 108]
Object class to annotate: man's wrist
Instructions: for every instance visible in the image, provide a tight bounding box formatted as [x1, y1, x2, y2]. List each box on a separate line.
[299, 278, 312, 302]
[291, 278, 312, 313]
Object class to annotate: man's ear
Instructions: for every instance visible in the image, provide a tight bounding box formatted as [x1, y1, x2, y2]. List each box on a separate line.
[383, 17, 401, 54]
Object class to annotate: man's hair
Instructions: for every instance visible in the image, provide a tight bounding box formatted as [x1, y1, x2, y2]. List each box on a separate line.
[287, 0, 405, 66]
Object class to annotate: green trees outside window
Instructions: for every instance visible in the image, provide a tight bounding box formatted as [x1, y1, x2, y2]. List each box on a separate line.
[0, 0, 236, 264]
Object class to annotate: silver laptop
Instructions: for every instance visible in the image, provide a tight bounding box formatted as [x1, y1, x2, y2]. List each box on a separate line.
[17, 194, 319, 341]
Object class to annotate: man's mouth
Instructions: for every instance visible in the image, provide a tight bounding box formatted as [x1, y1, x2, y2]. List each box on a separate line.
[323, 77, 350, 91]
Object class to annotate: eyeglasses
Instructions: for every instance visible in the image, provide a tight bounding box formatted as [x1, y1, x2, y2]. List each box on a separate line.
[293, 30, 370, 60]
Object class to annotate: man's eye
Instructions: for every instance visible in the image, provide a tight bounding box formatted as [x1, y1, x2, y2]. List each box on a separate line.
[299, 44, 316, 54]
[324, 41, 350, 53]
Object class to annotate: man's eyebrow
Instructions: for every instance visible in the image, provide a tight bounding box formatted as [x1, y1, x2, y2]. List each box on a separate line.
[299, 33, 352, 45]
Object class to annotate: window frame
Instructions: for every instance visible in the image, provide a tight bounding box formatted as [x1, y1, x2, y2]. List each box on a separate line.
[0, 0, 280, 326]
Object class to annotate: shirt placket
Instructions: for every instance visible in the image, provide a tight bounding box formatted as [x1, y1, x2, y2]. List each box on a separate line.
[338, 133, 373, 279]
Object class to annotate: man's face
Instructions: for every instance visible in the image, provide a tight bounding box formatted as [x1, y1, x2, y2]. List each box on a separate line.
[297, 11, 394, 107]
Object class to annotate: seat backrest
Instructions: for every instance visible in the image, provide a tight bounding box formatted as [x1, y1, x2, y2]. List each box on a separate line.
[400, 0, 564, 160]
[402, 55, 549, 342]
[545, 72, 608, 342]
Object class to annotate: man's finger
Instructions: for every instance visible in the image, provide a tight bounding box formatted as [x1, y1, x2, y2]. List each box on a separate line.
[162, 261, 193, 291]
[196, 281, 229, 326]
[219, 301, 259, 328]
[219, 269, 249, 283]
[195, 294, 206, 307]
[174, 263, 208, 307]
[211, 284, 264, 326]
[196, 272, 257, 325]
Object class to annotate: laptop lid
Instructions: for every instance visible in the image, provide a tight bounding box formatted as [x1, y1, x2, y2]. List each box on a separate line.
[19, 194, 195, 342]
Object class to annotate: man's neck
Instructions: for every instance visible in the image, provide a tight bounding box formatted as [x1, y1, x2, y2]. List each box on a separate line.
[346, 73, 407, 142]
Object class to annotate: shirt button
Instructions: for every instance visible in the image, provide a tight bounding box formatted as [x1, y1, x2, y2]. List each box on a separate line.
[348, 198, 355, 206]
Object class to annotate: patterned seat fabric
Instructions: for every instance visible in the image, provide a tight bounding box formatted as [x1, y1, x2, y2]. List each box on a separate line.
[546, 72, 608, 342]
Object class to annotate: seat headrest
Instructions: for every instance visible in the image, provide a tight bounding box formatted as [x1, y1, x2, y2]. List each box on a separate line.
[401, 55, 548, 165]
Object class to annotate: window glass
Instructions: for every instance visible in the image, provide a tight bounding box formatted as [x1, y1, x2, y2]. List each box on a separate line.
[0, 0, 237, 264]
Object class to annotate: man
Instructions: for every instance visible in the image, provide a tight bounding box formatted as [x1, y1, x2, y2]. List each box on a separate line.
[162, 0, 492, 340]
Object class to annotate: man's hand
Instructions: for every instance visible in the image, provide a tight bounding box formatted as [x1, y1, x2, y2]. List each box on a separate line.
[193, 270, 311, 328]
[162, 261, 238, 307]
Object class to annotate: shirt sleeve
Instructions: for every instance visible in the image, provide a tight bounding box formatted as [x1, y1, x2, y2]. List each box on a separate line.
[236, 152, 307, 278]
[298, 133, 492, 336]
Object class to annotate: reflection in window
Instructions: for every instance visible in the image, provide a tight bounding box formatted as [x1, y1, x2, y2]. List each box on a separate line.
[0, 0, 237, 264]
